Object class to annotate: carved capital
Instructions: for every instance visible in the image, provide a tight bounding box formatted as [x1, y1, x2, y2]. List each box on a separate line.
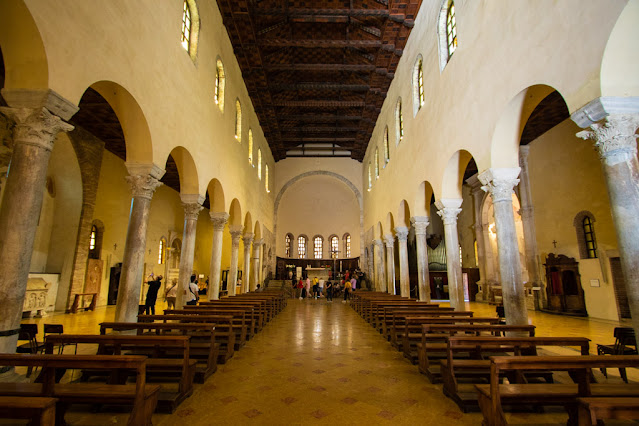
[253, 238, 264, 247]
[394, 226, 409, 242]
[372, 238, 384, 248]
[383, 233, 394, 248]
[182, 202, 203, 221]
[478, 168, 520, 203]
[210, 212, 229, 231]
[0, 107, 74, 152]
[435, 199, 462, 226]
[243, 233, 255, 247]
[410, 216, 430, 235]
[125, 173, 163, 200]
[229, 225, 243, 247]
[519, 145, 530, 168]
[576, 114, 639, 162]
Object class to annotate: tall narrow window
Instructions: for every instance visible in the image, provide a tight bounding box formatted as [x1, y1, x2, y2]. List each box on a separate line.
[298, 236, 307, 259]
[446, 2, 458, 58]
[181, 0, 191, 51]
[88, 222, 103, 260]
[375, 148, 380, 179]
[368, 163, 372, 191]
[257, 149, 262, 180]
[235, 100, 242, 142]
[215, 59, 225, 112]
[180, 0, 199, 61]
[158, 238, 166, 264]
[285, 234, 292, 257]
[248, 129, 253, 165]
[344, 234, 351, 258]
[330, 236, 339, 258]
[89, 226, 96, 251]
[574, 211, 598, 259]
[583, 217, 597, 258]
[314, 236, 323, 259]
[396, 99, 404, 144]
[383, 127, 390, 166]
[265, 165, 270, 192]
[413, 56, 425, 114]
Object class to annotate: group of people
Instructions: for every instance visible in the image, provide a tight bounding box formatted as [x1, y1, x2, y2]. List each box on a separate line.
[292, 271, 359, 303]
[143, 273, 201, 314]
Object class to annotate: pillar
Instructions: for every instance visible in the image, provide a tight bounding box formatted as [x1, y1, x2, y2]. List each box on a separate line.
[227, 225, 243, 296]
[479, 168, 528, 326]
[242, 233, 254, 293]
[435, 199, 464, 310]
[0, 96, 76, 354]
[251, 239, 263, 291]
[373, 239, 386, 292]
[395, 226, 410, 297]
[114, 165, 164, 322]
[572, 98, 639, 338]
[208, 212, 229, 300]
[383, 234, 395, 295]
[175, 197, 203, 309]
[466, 175, 490, 300]
[411, 216, 431, 302]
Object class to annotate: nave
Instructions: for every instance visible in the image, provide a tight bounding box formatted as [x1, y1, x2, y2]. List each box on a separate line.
[16, 298, 634, 425]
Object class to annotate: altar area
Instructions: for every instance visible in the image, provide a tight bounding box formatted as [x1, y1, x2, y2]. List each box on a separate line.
[305, 267, 330, 282]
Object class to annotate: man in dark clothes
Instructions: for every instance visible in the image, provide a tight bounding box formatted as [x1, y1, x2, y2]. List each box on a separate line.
[144, 274, 163, 315]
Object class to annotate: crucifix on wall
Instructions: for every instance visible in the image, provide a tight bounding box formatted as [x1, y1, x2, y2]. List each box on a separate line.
[552, 240, 558, 249]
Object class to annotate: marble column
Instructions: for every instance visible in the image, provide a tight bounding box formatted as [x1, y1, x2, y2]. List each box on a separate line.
[373, 239, 386, 292]
[114, 164, 164, 322]
[411, 216, 431, 302]
[395, 226, 410, 297]
[435, 199, 464, 310]
[242, 233, 254, 293]
[466, 175, 490, 300]
[208, 212, 228, 300]
[573, 100, 639, 338]
[251, 239, 263, 291]
[383, 234, 396, 295]
[479, 168, 528, 326]
[0, 101, 75, 354]
[175, 197, 203, 309]
[227, 226, 243, 296]
[519, 146, 542, 308]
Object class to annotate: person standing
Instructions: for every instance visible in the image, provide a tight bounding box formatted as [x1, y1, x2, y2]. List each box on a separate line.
[305, 276, 311, 299]
[326, 281, 333, 302]
[343, 278, 352, 303]
[318, 278, 325, 299]
[187, 274, 199, 305]
[165, 278, 178, 309]
[312, 277, 319, 299]
[144, 274, 163, 314]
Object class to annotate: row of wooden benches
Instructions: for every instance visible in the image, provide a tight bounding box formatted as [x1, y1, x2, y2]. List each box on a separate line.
[0, 289, 287, 425]
[351, 291, 639, 426]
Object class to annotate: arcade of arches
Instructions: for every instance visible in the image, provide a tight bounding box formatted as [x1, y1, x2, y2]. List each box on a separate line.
[0, 0, 639, 424]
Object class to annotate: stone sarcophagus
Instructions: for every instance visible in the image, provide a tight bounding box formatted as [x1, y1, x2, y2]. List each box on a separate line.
[23, 278, 49, 317]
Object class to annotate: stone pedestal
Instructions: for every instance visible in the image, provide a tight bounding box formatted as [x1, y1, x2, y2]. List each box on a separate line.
[479, 168, 528, 327]
[435, 199, 464, 310]
[411, 216, 431, 302]
[395, 226, 410, 297]
[383, 234, 395, 295]
[0, 97, 76, 354]
[176, 198, 203, 309]
[208, 212, 228, 300]
[242, 233, 254, 293]
[251, 239, 263, 291]
[228, 226, 243, 296]
[373, 239, 385, 292]
[115, 165, 164, 323]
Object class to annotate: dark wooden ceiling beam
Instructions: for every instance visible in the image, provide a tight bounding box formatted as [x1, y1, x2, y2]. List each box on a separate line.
[280, 127, 360, 133]
[279, 115, 363, 121]
[281, 137, 356, 143]
[272, 100, 366, 107]
[269, 83, 369, 91]
[263, 63, 376, 72]
[252, 8, 390, 18]
[257, 39, 382, 48]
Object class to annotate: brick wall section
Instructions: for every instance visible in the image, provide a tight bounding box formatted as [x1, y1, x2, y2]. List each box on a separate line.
[66, 126, 105, 310]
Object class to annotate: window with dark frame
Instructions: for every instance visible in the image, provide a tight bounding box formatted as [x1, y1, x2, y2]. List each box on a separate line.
[447, 1, 457, 58]
[583, 216, 597, 258]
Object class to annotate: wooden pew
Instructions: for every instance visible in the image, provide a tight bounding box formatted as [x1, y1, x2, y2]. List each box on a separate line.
[417, 324, 534, 382]
[44, 334, 195, 413]
[0, 354, 160, 426]
[389, 311, 474, 348]
[199, 300, 266, 331]
[476, 355, 639, 426]
[100, 322, 218, 383]
[379, 306, 456, 337]
[0, 396, 57, 426]
[577, 397, 639, 425]
[164, 308, 248, 348]
[443, 336, 590, 412]
[138, 314, 235, 363]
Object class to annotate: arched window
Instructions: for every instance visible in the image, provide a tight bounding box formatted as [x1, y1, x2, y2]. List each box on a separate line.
[88, 221, 104, 260]
[215, 59, 226, 112]
[368, 163, 372, 191]
[181, 0, 200, 62]
[574, 211, 598, 259]
[438, 0, 457, 71]
[248, 129, 253, 165]
[413, 56, 424, 115]
[375, 148, 380, 179]
[158, 238, 166, 264]
[383, 127, 390, 166]
[265, 164, 270, 192]
[395, 99, 404, 144]
[298, 235, 307, 259]
[235, 99, 242, 142]
[257, 149, 262, 180]
[89, 226, 96, 251]
[314, 236, 323, 259]
[330, 235, 339, 258]
[343, 234, 351, 258]
[285, 233, 293, 257]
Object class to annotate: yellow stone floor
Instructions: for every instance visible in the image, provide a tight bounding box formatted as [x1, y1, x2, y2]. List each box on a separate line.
[16, 299, 635, 425]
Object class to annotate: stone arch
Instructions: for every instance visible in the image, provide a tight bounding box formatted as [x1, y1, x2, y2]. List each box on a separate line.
[254, 221, 262, 240]
[228, 199, 242, 227]
[243, 212, 253, 235]
[206, 178, 225, 213]
[375, 222, 384, 240]
[385, 212, 396, 236]
[398, 200, 412, 228]
[441, 149, 475, 199]
[165, 146, 199, 196]
[416, 181, 435, 217]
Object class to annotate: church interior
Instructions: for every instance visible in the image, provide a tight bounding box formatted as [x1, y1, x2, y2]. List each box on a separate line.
[0, 0, 638, 424]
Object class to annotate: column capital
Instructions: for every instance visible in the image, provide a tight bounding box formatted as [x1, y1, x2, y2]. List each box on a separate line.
[125, 162, 165, 180]
[519, 145, 531, 167]
[1, 88, 79, 120]
[253, 238, 264, 247]
[209, 212, 229, 231]
[383, 233, 395, 248]
[125, 173, 163, 200]
[410, 216, 430, 235]
[0, 107, 74, 151]
[182, 202, 203, 221]
[577, 115, 639, 163]
[464, 173, 483, 193]
[243, 233, 255, 245]
[372, 238, 384, 247]
[229, 225, 243, 247]
[478, 168, 520, 203]
[570, 96, 639, 128]
[394, 226, 409, 241]
[435, 198, 463, 225]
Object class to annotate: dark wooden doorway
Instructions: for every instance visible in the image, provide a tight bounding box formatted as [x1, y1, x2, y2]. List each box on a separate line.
[610, 257, 631, 319]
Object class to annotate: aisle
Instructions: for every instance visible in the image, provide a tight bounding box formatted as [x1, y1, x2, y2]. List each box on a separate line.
[152, 299, 480, 425]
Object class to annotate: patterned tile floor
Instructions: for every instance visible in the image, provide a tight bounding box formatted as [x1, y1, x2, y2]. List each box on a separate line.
[16, 298, 634, 425]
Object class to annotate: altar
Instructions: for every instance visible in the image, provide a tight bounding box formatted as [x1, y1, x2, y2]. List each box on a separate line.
[305, 267, 330, 282]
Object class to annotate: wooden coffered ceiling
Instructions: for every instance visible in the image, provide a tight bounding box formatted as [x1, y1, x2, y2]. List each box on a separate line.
[216, 0, 423, 162]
